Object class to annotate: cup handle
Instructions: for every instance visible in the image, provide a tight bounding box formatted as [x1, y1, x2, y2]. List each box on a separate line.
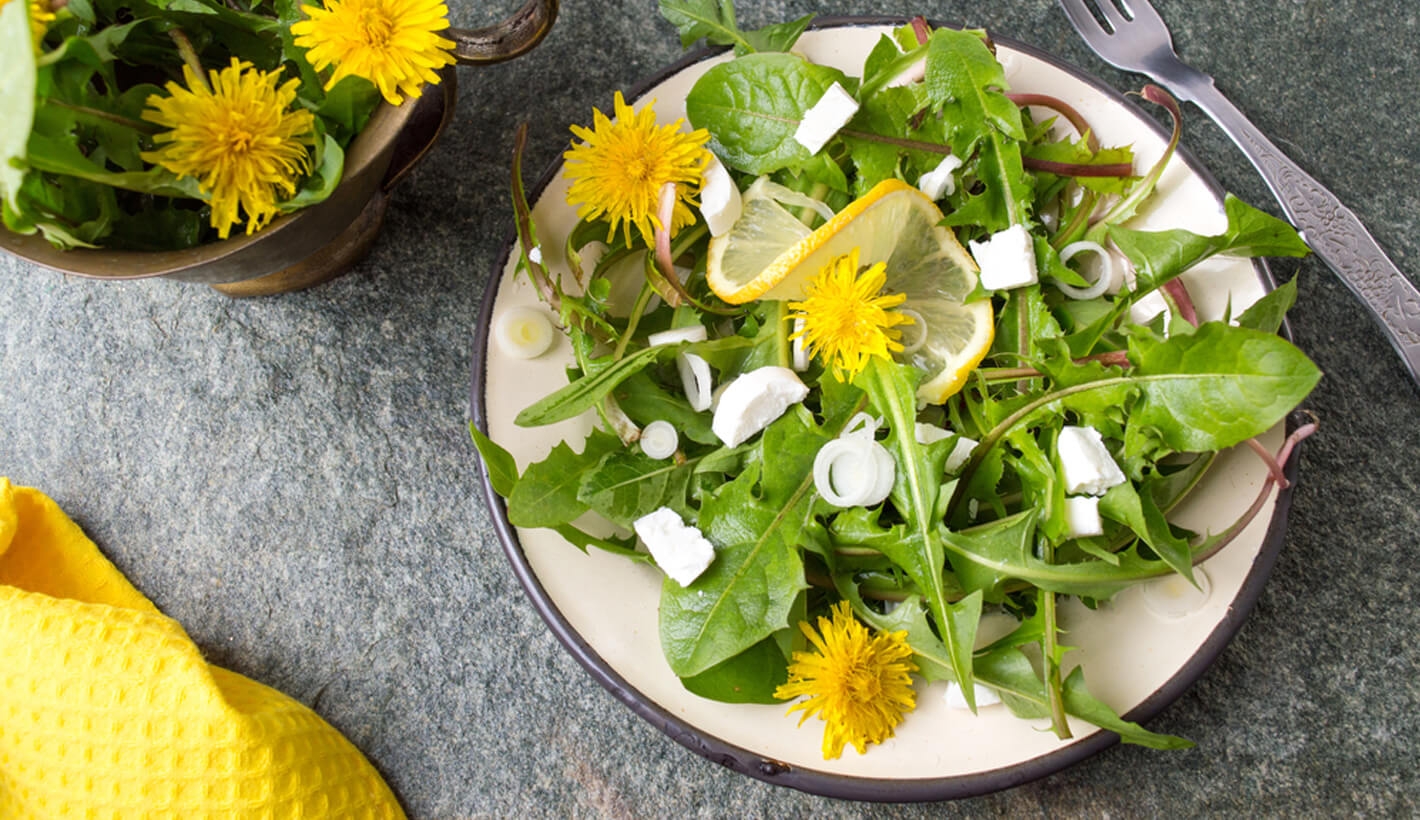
[449, 0, 559, 65]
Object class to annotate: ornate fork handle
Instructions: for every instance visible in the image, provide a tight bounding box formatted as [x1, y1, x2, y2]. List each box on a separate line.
[1178, 75, 1420, 384]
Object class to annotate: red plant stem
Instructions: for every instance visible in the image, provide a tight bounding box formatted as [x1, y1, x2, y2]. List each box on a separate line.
[1008, 93, 1100, 152]
[1192, 420, 1318, 564]
[1023, 157, 1134, 178]
[1162, 278, 1199, 326]
[911, 16, 931, 45]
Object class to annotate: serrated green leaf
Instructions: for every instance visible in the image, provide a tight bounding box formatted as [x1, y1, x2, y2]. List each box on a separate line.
[659, 409, 826, 677]
[507, 430, 620, 528]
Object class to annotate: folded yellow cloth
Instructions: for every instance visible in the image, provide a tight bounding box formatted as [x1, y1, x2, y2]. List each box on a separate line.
[0, 478, 406, 818]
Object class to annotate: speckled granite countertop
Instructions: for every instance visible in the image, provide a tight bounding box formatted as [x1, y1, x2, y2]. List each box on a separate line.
[2, 0, 1417, 815]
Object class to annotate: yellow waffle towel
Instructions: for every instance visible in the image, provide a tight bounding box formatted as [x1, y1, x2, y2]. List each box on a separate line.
[0, 479, 406, 818]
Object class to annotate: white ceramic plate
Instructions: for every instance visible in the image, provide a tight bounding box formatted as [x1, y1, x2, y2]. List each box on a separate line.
[471, 19, 1297, 800]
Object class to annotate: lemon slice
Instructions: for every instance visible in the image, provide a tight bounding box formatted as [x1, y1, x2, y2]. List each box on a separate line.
[706, 178, 995, 402]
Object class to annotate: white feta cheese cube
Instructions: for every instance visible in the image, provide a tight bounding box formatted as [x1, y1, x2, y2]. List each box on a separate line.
[699, 155, 742, 237]
[1057, 425, 1126, 496]
[1064, 494, 1104, 538]
[793, 82, 859, 156]
[944, 680, 1002, 711]
[916, 154, 963, 200]
[711, 366, 809, 447]
[527, 244, 543, 265]
[969, 224, 1039, 291]
[632, 507, 716, 587]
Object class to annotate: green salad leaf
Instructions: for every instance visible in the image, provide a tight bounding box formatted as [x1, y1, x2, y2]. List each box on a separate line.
[481, 12, 1323, 761]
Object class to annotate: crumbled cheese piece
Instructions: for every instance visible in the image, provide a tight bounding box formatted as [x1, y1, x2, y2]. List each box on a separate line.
[632, 507, 716, 587]
[711, 366, 809, 447]
[793, 82, 859, 156]
[917, 154, 963, 200]
[1064, 494, 1104, 538]
[969, 224, 1039, 291]
[699, 155, 742, 237]
[527, 245, 543, 265]
[944, 680, 1002, 711]
[1057, 425, 1126, 496]
[914, 422, 952, 445]
[647, 325, 708, 346]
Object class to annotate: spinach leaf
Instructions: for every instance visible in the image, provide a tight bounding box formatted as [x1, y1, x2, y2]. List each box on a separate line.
[678, 636, 788, 704]
[685, 53, 849, 176]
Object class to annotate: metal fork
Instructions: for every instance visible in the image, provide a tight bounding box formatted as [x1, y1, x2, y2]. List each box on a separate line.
[1059, 0, 1420, 387]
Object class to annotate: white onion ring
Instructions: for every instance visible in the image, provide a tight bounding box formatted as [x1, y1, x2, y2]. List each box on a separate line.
[1052, 240, 1115, 300]
[677, 352, 713, 412]
[897, 307, 928, 354]
[640, 420, 679, 460]
[841, 412, 882, 440]
[813, 437, 895, 508]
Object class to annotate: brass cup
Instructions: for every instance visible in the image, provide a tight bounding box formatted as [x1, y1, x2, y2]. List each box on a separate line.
[0, 0, 559, 297]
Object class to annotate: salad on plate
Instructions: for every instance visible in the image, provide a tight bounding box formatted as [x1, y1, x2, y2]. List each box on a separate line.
[473, 4, 1320, 762]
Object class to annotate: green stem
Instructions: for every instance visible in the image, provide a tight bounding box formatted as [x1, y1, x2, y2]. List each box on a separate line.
[168, 29, 208, 90]
[613, 280, 656, 361]
[774, 300, 791, 370]
[47, 100, 161, 135]
[1041, 562, 1071, 739]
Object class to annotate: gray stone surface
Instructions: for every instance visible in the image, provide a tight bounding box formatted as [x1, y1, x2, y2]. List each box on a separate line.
[3, 0, 1418, 815]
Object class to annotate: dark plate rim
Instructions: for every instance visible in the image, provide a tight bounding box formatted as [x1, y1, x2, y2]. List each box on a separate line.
[468, 15, 1299, 803]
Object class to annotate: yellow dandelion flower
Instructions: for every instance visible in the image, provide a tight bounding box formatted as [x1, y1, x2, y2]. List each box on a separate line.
[774, 601, 918, 760]
[563, 91, 711, 247]
[291, 0, 456, 106]
[26, 0, 54, 51]
[788, 248, 914, 383]
[141, 59, 317, 240]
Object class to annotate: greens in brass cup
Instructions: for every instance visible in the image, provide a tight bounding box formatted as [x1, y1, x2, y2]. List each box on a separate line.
[0, 0, 456, 251]
[474, 3, 1321, 762]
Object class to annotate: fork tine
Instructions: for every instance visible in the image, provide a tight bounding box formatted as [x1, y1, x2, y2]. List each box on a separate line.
[1118, 0, 1166, 27]
[1094, 0, 1131, 31]
[1057, 0, 1111, 38]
